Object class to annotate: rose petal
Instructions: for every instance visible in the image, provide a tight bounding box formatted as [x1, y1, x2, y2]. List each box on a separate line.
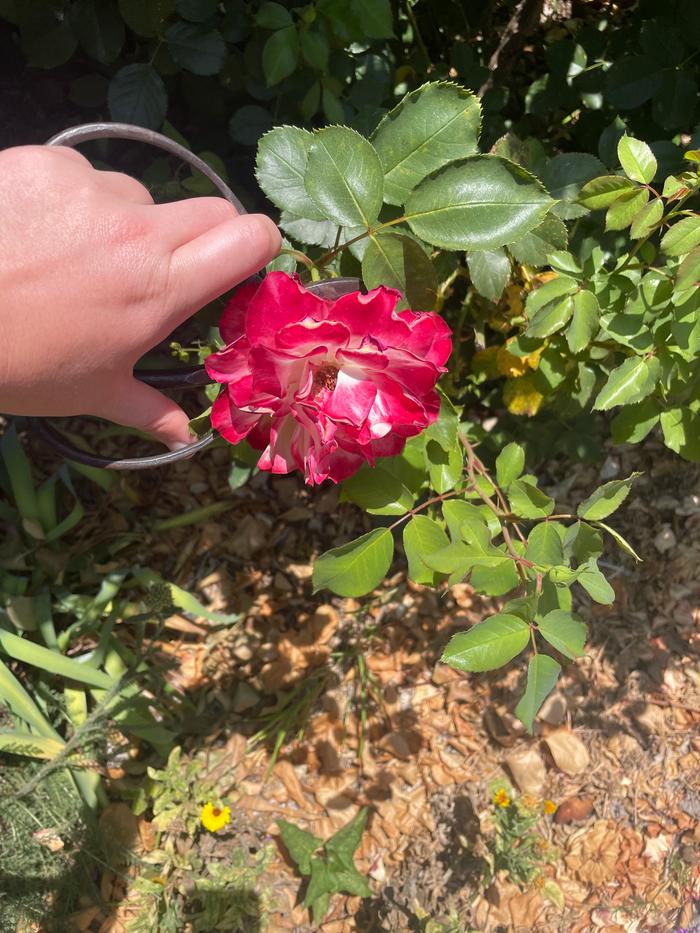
[210, 390, 261, 444]
[220, 279, 260, 343]
[245, 272, 327, 346]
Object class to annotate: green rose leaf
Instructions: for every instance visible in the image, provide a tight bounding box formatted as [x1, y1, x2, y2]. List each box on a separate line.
[362, 233, 438, 310]
[256, 127, 325, 220]
[118, 0, 175, 38]
[676, 247, 700, 291]
[525, 522, 565, 567]
[541, 152, 606, 220]
[565, 290, 599, 354]
[467, 248, 511, 302]
[313, 529, 394, 597]
[262, 26, 300, 86]
[176, 0, 218, 21]
[617, 135, 657, 184]
[508, 479, 555, 519]
[229, 105, 273, 147]
[611, 398, 661, 444]
[255, 1, 292, 28]
[442, 499, 492, 542]
[108, 64, 167, 129]
[507, 214, 568, 267]
[578, 559, 615, 604]
[515, 654, 561, 732]
[371, 81, 481, 206]
[536, 610, 587, 659]
[563, 521, 603, 563]
[594, 521, 642, 562]
[525, 293, 575, 339]
[403, 516, 450, 585]
[606, 55, 663, 110]
[526, 275, 578, 316]
[661, 217, 700, 257]
[576, 473, 641, 521]
[593, 356, 660, 410]
[441, 613, 530, 672]
[577, 175, 636, 210]
[495, 442, 525, 489]
[279, 212, 364, 249]
[629, 198, 663, 239]
[342, 465, 414, 515]
[165, 22, 226, 75]
[300, 29, 329, 71]
[426, 440, 463, 494]
[404, 155, 553, 252]
[74, 0, 125, 64]
[605, 188, 649, 231]
[660, 407, 700, 462]
[305, 126, 384, 227]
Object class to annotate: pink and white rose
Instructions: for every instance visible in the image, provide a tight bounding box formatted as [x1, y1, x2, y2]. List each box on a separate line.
[205, 272, 452, 485]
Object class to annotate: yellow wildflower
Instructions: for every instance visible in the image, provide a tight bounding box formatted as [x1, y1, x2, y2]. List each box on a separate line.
[543, 799, 557, 815]
[503, 374, 545, 417]
[493, 788, 511, 808]
[520, 793, 540, 812]
[200, 802, 231, 833]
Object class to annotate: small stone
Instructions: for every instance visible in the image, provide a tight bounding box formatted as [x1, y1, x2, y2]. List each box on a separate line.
[504, 745, 546, 795]
[189, 482, 209, 495]
[554, 796, 594, 825]
[232, 682, 259, 712]
[653, 526, 676, 553]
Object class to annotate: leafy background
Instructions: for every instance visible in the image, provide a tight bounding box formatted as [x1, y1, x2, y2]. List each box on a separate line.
[1, 1, 700, 930]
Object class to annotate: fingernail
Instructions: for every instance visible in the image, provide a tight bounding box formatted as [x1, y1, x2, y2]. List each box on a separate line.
[168, 440, 192, 451]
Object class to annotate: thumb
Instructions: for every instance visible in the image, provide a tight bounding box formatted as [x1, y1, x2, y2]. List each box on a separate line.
[165, 213, 280, 324]
[96, 379, 193, 450]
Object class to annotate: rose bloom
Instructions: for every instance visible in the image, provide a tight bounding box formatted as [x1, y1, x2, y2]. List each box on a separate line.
[205, 272, 452, 485]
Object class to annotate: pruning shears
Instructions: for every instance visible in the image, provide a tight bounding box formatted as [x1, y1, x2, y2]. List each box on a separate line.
[33, 122, 359, 471]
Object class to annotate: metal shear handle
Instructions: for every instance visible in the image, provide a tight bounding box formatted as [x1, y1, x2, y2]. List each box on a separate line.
[34, 121, 360, 471]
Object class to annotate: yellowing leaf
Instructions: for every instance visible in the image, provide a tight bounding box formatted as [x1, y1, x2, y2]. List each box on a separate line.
[503, 374, 545, 416]
[496, 339, 543, 376]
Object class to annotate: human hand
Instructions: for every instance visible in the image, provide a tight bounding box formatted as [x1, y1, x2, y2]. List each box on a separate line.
[0, 145, 280, 449]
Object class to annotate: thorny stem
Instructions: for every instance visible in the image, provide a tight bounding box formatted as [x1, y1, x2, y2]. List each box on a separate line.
[279, 247, 318, 273]
[458, 432, 534, 579]
[388, 485, 473, 531]
[315, 215, 410, 268]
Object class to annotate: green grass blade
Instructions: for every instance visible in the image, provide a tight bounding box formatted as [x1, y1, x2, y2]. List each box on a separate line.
[0, 656, 61, 738]
[0, 630, 116, 689]
[35, 591, 58, 649]
[0, 425, 40, 533]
